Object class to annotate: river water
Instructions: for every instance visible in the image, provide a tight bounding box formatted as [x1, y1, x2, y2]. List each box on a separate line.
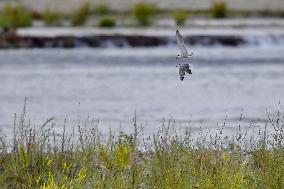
[0, 45, 284, 135]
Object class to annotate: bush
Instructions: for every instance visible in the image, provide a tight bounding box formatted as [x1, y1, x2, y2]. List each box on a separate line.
[43, 8, 61, 26]
[172, 10, 188, 26]
[99, 17, 116, 27]
[71, 2, 89, 26]
[93, 4, 111, 15]
[0, 4, 32, 28]
[212, 2, 227, 18]
[133, 3, 155, 26]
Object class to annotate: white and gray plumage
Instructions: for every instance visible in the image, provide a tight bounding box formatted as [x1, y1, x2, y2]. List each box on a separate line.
[176, 63, 192, 81]
[176, 30, 193, 59]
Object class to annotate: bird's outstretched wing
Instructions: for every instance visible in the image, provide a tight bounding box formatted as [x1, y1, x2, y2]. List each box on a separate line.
[179, 67, 186, 81]
[176, 30, 188, 56]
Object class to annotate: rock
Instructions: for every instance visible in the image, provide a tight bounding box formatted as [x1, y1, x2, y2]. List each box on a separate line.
[0, 32, 251, 49]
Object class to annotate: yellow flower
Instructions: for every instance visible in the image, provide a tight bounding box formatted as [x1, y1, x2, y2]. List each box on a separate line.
[78, 166, 87, 180]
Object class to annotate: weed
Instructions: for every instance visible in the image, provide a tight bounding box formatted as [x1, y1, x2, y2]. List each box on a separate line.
[43, 8, 61, 26]
[0, 103, 283, 188]
[0, 4, 32, 28]
[93, 4, 111, 15]
[71, 2, 89, 26]
[172, 9, 188, 26]
[133, 3, 156, 26]
[212, 1, 227, 18]
[99, 16, 116, 27]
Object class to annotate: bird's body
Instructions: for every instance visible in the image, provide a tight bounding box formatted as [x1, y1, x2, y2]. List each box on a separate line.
[176, 63, 192, 81]
[176, 30, 193, 59]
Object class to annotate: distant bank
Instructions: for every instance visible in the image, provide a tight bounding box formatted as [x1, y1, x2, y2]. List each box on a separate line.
[1, 0, 284, 12]
[1, 26, 284, 49]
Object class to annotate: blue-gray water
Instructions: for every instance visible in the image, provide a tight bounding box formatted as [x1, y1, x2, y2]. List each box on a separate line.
[0, 46, 284, 135]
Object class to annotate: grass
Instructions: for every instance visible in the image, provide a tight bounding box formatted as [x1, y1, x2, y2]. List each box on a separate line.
[172, 9, 188, 26]
[71, 2, 89, 26]
[42, 8, 61, 26]
[0, 4, 32, 28]
[211, 1, 227, 19]
[93, 4, 111, 15]
[0, 103, 283, 188]
[99, 16, 116, 27]
[1, 2, 284, 28]
[133, 3, 156, 26]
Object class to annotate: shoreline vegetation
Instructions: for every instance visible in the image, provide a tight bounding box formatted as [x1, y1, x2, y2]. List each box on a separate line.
[0, 2, 284, 49]
[0, 2, 284, 29]
[0, 103, 283, 188]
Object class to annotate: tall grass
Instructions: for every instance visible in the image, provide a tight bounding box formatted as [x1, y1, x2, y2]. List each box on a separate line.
[0, 103, 283, 188]
[211, 1, 227, 18]
[0, 4, 32, 28]
[42, 8, 61, 26]
[71, 2, 89, 26]
[93, 4, 111, 15]
[133, 3, 156, 26]
[172, 9, 188, 26]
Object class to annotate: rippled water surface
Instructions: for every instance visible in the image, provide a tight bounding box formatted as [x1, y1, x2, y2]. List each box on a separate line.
[0, 46, 284, 134]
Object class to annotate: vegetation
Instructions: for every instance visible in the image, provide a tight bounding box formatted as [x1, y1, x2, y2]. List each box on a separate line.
[71, 2, 89, 26]
[133, 3, 156, 26]
[172, 9, 188, 26]
[0, 103, 283, 188]
[1, 2, 284, 28]
[93, 4, 111, 15]
[99, 17, 116, 27]
[43, 8, 61, 26]
[0, 4, 32, 28]
[211, 1, 227, 18]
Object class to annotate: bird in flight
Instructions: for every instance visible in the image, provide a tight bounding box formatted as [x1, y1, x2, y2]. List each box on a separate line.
[176, 63, 192, 81]
[176, 30, 193, 59]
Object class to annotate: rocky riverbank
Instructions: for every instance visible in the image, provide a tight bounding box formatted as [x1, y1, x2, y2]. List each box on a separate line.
[1, 26, 284, 49]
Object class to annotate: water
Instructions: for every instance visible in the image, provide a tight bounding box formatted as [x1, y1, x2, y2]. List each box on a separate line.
[0, 46, 284, 135]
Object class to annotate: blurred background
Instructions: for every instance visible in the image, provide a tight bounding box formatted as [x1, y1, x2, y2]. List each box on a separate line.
[0, 0, 284, 136]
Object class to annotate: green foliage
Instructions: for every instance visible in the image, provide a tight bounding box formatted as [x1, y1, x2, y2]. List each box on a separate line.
[0, 104, 283, 188]
[71, 2, 89, 26]
[133, 3, 156, 26]
[99, 16, 116, 27]
[172, 9, 188, 26]
[93, 4, 111, 15]
[211, 1, 227, 18]
[43, 8, 61, 26]
[0, 4, 32, 28]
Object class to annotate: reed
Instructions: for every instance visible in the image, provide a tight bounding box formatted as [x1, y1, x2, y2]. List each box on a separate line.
[0, 4, 32, 28]
[71, 2, 89, 26]
[211, 1, 227, 18]
[42, 8, 61, 26]
[0, 103, 283, 188]
[172, 9, 188, 26]
[133, 3, 156, 26]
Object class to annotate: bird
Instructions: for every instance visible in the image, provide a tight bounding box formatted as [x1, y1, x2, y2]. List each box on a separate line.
[176, 30, 193, 59]
[176, 63, 192, 81]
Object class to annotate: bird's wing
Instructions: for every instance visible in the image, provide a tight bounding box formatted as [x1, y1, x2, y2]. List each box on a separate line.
[176, 30, 188, 56]
[179, 67, 186, 81]
[183, 64, 192, 74]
